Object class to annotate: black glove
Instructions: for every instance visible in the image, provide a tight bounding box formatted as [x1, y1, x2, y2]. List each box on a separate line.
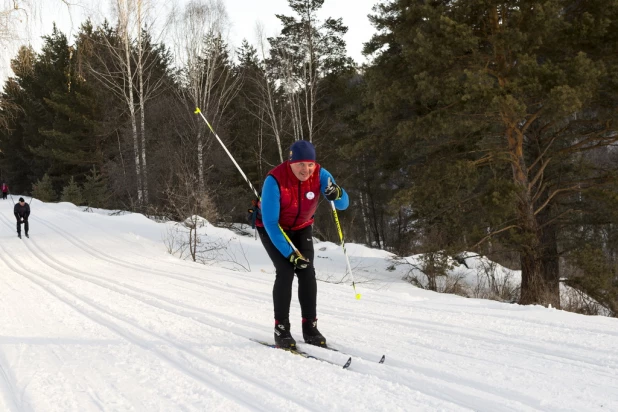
[324, 178, 342, 201]
[289, 254, 310, 269]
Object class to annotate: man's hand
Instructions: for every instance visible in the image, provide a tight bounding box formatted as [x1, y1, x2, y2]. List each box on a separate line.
[289, 254, 310, 269]
[324, 178, 342, 201]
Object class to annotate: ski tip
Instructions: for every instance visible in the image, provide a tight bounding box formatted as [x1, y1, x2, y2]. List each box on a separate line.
[343, 357, 352, 369]
[379, 355, 385, 364]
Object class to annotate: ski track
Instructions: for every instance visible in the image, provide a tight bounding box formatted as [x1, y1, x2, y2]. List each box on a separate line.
[0, 268, 33, 412]
[0, 353, 23, 412]
[0, 238, 315, 411]
[5, 216, 500, 410]
[50, 211, 271, 280]
[2, 217, 488, 410]
[5, 217, 550, 411]
[2, 206, 615, 411]
[20, 225, 534, 411]
[6, 257, 524, 412]
[6, 215, 473, 411]
[31, 216, 267, 303]
[312, 296, 618, 382]
[0, 242, 459, 411]
[415, 302, 618, 339]
[0, 242, 252, 410]
[64, 210, 617, 353]
[343, 308, 618, 373]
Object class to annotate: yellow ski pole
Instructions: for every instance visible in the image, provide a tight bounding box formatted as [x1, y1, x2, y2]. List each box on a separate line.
[330, 200, 361, 300]
[194, 107, 306, 260]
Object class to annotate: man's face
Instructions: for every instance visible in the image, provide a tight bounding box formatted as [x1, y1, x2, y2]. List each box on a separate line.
[19, 201, 24, 206]
[290, 162, 316, 182]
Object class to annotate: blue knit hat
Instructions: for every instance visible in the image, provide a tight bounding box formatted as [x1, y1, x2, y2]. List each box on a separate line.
[288, 140, 316, 164]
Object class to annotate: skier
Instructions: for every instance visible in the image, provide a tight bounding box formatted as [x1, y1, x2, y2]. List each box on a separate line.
[256, 140, 349, 349]
[14, 197, 30, 239]
[2, 183, 8, 200]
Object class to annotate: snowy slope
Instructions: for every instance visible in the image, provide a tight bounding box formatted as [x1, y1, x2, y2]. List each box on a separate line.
[0, 199, 617, 411]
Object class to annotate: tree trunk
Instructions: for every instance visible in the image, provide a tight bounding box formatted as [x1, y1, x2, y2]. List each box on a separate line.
[507, 126, 556, 305]
[137, 0, 148, 204]
[517, 213, 546, 305]
[539, 210, 561, 308]
[359, 191, 371, 246]
[519, 244, 545, 304]
[121, 2, 143, 204]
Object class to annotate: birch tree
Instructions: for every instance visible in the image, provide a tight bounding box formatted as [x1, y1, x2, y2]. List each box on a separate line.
[170, 0, 240, 191]
[238, 25, 286, 163]
[88, 0, 169, 205]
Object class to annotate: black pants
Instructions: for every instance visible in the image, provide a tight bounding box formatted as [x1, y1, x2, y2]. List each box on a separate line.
[2, 192, 6, 199]
[258, 225, 317, 322]
[17, 219, 28, 234]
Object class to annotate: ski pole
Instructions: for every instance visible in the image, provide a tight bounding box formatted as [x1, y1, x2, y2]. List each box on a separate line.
[330, 200, 361, 300]
[193, 107, 306, 259]
[194, 108, 260, 199]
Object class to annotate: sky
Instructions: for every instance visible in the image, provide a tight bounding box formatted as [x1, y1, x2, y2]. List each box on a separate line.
[0, 197, 617, 410]
[1, 0, 380, 79]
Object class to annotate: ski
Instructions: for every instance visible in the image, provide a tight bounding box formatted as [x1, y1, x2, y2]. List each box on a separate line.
[301, 343, 386, 364]
[250, 339, 351, 369]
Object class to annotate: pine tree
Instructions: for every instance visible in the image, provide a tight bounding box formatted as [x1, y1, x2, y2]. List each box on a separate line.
[365, 0, 618, 306]
[82, 167, 109, 208]
[267, 0, 353, 143]
[0, 46, 38, 192]
[0, 24, 107, 193]
[32, 174, 57, 202]
[30, 26, 104, 179]
[61, 176, 83, 205]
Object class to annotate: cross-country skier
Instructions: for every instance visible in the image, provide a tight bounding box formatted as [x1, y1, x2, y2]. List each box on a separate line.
[2, 183, 8, 200]
[256, 140, 349, 349]
[14, 197, 30, 238]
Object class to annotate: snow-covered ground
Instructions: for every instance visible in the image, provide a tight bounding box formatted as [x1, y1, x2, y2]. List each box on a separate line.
[1, 198, 617, 411]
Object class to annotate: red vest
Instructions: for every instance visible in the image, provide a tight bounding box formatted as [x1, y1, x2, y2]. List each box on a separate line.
[260, 161, 321, 231]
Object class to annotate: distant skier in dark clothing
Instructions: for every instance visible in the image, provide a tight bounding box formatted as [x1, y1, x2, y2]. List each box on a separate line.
[14, 197, 30, 238]
[256, 140, 349, 349]
[2, 183, 8, 200]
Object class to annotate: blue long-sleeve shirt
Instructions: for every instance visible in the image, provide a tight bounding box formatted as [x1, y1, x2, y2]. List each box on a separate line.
[261, 168, 349, 257]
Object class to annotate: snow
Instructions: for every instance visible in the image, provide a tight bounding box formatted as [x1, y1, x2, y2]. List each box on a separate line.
[1, 198, 617, 411]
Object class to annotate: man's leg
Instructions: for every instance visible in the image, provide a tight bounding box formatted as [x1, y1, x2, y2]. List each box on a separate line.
[257, 226, 299, 348]
[257, 227, 296, 321]
[291, 226, 317, 320]
[291, 226, 326, 346]
[16, 221, 21, 237]
[24, 220, 29, 236]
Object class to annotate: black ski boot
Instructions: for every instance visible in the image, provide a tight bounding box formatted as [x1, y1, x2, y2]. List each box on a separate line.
[25, 233, 29, 238]
[274, 319, 296, 349]
[302, 318, 327, 348]
[17, 233, 21, 239]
